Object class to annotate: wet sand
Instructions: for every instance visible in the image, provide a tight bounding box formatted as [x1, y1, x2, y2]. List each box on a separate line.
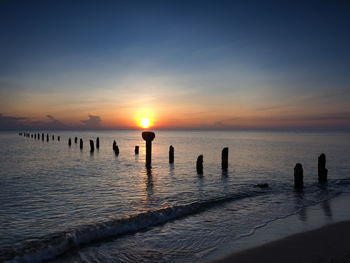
[212, 220, 350, 263]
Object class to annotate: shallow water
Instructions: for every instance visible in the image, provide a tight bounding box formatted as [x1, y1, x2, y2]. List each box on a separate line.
[0, 130, 350, 262]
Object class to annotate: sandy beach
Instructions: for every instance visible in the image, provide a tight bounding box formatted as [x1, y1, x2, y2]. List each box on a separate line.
[212, 220, 350, 263]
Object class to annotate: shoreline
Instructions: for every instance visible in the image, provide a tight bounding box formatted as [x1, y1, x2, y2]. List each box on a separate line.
[206, 193, 350, 263]
[212, 220, 350, 263]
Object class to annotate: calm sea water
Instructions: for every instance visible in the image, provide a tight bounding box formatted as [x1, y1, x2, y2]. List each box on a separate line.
[1, 130, 350, 262]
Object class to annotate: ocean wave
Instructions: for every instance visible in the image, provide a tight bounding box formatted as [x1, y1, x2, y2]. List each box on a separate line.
[1, 188, 270, 263]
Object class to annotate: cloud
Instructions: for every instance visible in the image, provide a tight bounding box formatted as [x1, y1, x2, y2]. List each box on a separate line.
[45, 114, 67, 129]
[0, 113, 28, 130]
[80, 114, 102, 128]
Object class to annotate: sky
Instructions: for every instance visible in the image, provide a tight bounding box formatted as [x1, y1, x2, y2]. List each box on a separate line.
[0, 0, 350, 130]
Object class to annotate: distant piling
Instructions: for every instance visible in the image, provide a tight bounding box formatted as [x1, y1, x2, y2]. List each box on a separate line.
[142, 131, 155, 169]
[19, 132, 22, 136]
[34, 134, 36, 139]
[221, 147, 229, 171]
[90, 140, 94, 152]
[294, 163, 303, 189]
[74, 137, 77, 144]
[68, 138, 72, 146]
[80, 138, 83, 149]
[52, 135, 54, 140]
[318, 153, 328, 183]
[135, 146, 139, 154]
[58, 136, 60, 141]
[169, 145, 174, 163]
[46, 134, 49, 142]
[37, 133, 40, 140]
[96, 137, 100, 149]
[31, 134, 33, 138]
[113, 140, 119, 155]
[197, 155, 203, 174]
[42, 133, 44, 141]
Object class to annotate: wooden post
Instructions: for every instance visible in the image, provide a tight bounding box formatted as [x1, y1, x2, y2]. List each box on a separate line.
[113, 140, 119, 155]
[169, 145, 174, 163]
[96, 137, 100, 149]
[46, 134, 49, 142]
[197, 155, 203, 174]
[221, 147, 228, 171]
[135, 146, 139, 154]
[80, 138, 83, 149]
[42, 133, 44, 141]
[37, 133, 40, 140]
[90, 140, 94, 152]
[68, 138, 72, 146]
[58, 136, 60, 141]
[294, 163, 303, 189]
[34, 134, 36, 139]
[52, 135, 54, 140]
[142, 131, 155, 169]
[318, 153, 328, 183]
[74, 137, 77, 144]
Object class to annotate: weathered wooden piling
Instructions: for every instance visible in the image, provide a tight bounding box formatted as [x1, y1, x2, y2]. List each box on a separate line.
[294, 163, 303, 189]
[31, 134, 33, 138]
[58, 136, 60, 141]
[96, 137, 100, 149]
[68, 138, 72, 146]
[74, 137, 77, 144]
[197, 155, 203, 174]
[46, 134, 49, 142]
[142, 131, 155, 168]
[169, 145, 174, 163]
[42, 133, 44, 141]
[52, 135, 54, 140]
[221, 147, 229, 171]
[37, 133, 40, 140]
[90, 140, 94, 152]
[34, 134, 36, 139]
[135, 146, 139, 154]
[113, 140, 119, 155]
[318, 153, 328, 183]
[80, 138, 83, 149]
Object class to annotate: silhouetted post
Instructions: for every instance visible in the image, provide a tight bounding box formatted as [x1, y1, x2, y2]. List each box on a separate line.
[19, 132, 22, 136]
[113, 140, 119, 155]
[169, 145, 174, 163]
[197, 155, 203, 174]
[31, 134, 33, 138]
[135, 146, 139, 154]
[34, 134, 36, 139]
[90, 140, 94, 152]
[42, 133, 44, 141]
[221, 147, 229, 171]
[52, 135, 54, 140]
[318, 153, 328, 183]
[68, 138, 72, 146]
[142, 131, 155, 169]
[294, 163, 303, 189]
[80, 138, 83, 149]
[37, 133, 40, 140]
[96, 137, 100, 149]
[46, 134, 49, 142]
[74, 137, 77, 144]
[58, 136, 60, 141]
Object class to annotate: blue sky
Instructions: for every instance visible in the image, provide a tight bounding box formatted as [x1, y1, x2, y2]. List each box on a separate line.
[0, 0, 349, 130]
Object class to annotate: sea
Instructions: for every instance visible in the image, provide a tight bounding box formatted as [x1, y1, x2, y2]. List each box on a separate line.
[1, 130, 350, 263]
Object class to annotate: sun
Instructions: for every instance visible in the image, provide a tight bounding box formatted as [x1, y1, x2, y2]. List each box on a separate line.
[139, 118, 151, 129]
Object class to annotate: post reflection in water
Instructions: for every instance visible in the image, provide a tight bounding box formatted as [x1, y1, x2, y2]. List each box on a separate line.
[294, 191, 307, 221]
[145, 167, 154, 201]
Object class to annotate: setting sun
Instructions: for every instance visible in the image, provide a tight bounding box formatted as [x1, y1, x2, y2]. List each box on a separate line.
[139, 118, 151, 129]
